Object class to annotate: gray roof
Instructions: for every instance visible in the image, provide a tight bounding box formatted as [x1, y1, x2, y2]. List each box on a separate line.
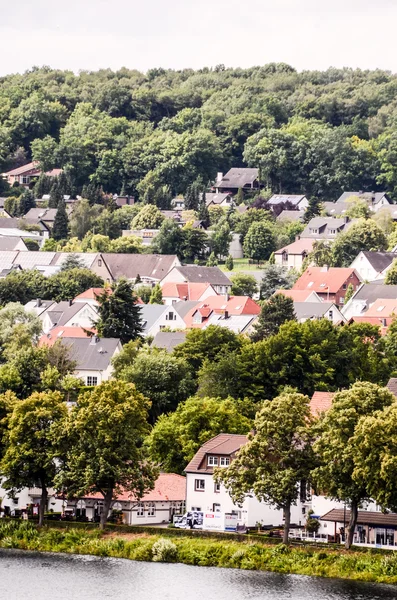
[276, 210, 304, 222]
[205, 192, 231, 206]
[0, 217, 49, 232]
[387, 378, 397, 397]
[359, 251, 397, 273]
[351, 283, 397, 307]
[0, 236, 26, 251]
[170, 265, 231, 286]
[61, 337, 120, 371]
[300, 217, 357, 239]
[268, 195, 306, 206]
[44, 301, 95, 327]
[152, 331, 187, 352]
[337, 191, 389, 205]
[102, 253, 178, 281]
[202, 313, 255, 333]
[173, 300, 200, 319]
[323, 201, 349, 216]
[293, 301, 335, 320]
[217, 168, 259, 189]
[139, 304, 168, 335]
[24, 208, 58, 222]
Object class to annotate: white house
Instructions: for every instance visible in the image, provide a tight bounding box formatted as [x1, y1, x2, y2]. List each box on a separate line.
[350, 251, 396, 282]
[275, 239, 314, 270]
[140, 304, 187, 337]
[0, 482, 63, 518]
[62, 336, 121, 386]
[39, 301, 98, 335]
[293, 301, 346, 325]
[342, 283, 397, 320]
[267, 194, 309, 212]
[161, 265, 232, 295]
[336, 191, 391, 213]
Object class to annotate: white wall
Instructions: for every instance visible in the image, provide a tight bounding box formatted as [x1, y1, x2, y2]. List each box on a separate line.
[146, 307, 187, 336]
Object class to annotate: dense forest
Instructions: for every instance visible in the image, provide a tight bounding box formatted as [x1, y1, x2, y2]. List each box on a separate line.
[1, 63, 397, 200]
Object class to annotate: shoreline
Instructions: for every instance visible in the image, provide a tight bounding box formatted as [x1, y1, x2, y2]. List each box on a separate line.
[1, 521, 397, 585]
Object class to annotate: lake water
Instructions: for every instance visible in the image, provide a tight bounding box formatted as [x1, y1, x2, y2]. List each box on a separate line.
[0, 549, 396, 600]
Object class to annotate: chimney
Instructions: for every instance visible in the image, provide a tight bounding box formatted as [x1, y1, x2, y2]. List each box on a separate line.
[321, 265, 329, 272]
[36, 298, 42, 308]
[68, 299, 73, 307]
[90, 336, 99, 345]
[224, 310, 229, 319]
[217, 172, 223, 183]
[224, 293, 229, 302]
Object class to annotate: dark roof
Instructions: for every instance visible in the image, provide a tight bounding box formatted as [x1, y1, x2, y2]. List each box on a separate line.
[337, 191, 389, 205]
[61, 337, 120, 371]
[173, 300, 200, 319]
[276, 210, 304, 222]
[321, 508, 397, 527]
[387, 378, 397, 397]
[268, 195, 306, 206]
[170, 265, 232, 286]
[24, 208, 58, 222]
[205, 192, 231, 206]
[0, 217, 49, 231]
[217, 168, 259, 189]
[0, 237, 26, 251]
[152, 331, 187, 352]
[360, 251, 397, 273]
[351, 283, 397, 306]
[185, 433, 247, 473]
[293, 301, 336, 320]
[102, 254, 178, 281]
[44, 301, 93, 327]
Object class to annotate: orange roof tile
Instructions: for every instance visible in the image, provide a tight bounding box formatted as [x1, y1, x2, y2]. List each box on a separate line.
[161, 281, 216, 301]
[275, 239, 315, 255]
[310, 392, 334, 417]
[39, 326, 95, 347]
[83, 473, 186, 502]
[185, 434, 248, 473]
[74, 287, 108, 300]
[183, 295, 261, 328]
[292, 267, 360, 294]
[364, 298, 397, 318]
[275, 289, 318, 302]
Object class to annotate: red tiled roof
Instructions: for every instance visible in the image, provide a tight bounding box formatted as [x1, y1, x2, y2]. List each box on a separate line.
[161, 281, 216, 301]
[185, 433, 248, 473]
[350, 316, 390, 335]
[310, 392, 334, 417]
[74, 287, 108, 301]
[275, 289, 318, 302]
[83, 473, 186, 502]
[5, 162, 38, 176]
[364, 298, 397, 318]
[275, 239, 314, 255]
[39, 326, 95, 347]
[292, 267, 360, 294]
[183, 295, 261, 328]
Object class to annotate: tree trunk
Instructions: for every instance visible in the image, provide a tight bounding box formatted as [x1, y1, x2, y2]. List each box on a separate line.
[346, 499, 358, 550]
[39, 484, 48, 527]
[283, 501, 291, 545]
[99, 488, 113, 530]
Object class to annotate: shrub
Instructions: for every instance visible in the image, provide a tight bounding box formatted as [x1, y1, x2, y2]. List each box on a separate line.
[152, 538, 178, 562]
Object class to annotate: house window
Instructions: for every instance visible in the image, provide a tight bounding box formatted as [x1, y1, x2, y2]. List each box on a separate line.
[220, 457, 230, 467]
[195, 479, 205, 491]
[328, 311, 333, 320]
[22, 176, 30, 184]
[207, 456, 218, 466]
[136, 503, 144, 517]
[87, 376, 98, 386]
[214, 482, 221, 493]
[213, 503, 221, 512]
[146, 503, 155, 517]
[339, 297, 344, 305]
[342, 284, 347, 290]
[97, 259, 102, 267]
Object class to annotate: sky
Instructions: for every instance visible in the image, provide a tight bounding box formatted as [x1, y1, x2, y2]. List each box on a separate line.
[1, 0, 397, 75]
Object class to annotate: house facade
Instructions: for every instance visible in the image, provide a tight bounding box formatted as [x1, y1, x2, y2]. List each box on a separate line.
[275, 239, 314, 270]
[350, 251, 396, 282]
[292, 267, 362, 307]
[161, 265, 232, 295]
[268, 195, 309, 212]
[214, 168, 260, 194]
[4, 162, 62, 187]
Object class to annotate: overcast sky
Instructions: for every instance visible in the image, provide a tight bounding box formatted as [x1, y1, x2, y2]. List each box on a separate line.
[1, 0, 397, 75]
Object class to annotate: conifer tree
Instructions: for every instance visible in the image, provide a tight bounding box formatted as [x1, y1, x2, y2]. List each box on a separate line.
[49, 181, 63, 208]
[198, 190, 210, 226]
[96, 278, 143, 343]
[149, 283, 163, 305]
[52, 200, 69, 241]
[19, 189, 36, 215]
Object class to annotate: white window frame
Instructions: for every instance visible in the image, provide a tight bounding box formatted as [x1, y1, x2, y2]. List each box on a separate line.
[136, 502, 144, 517]
[87, 376, 98, 386]
[146, 502, 155, 517]
[195, 479, 205, 491]
[207, 456, 218, 467]
[220, 457, 230, 467]
[214, 482, 221, 493]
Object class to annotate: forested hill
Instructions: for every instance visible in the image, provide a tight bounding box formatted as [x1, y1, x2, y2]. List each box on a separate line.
[2, 63, 397, 199]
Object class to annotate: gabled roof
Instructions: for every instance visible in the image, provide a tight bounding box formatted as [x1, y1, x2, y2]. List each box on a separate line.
[183, 295, 261, 328]
[0, 217, 50, 232]
[152, 331, 187, 352]
[102, 253, 178, 281]
[276, 210, 304, 222]
[61, 336, 120, 371]
[336, 191, 389, 205]
[205, 192, 231, 206]
[173, 300, 200, 319]
[139, 304, 168, 335]
[364, 298, 397, 318]
[321, 508, 397, 527]
[310, 391, 334, 417]
[275, 239, 314, 255]
[268, 194, 306, 206]
[349, 283, 397, 307]
[161, 281, 216, 301]
[83, 473, 186, 502]
[202, 313, 256, 333]
[185, 433, 248, 473]
[275, 289, 322, 302]
[386, 378, 397, 397]
[24, 208, 58, 222]
[356, 251, 397, 273]
[39, 326, 94, 347]
[293, 267, 360, 294]
[293, 301, 340, 321]
[4, 162, 38, 176]
[167, 265, 231, 286]
[74, 288, 108, 301]
[0, 237, 27, 251]
[42, 301, 97, 328]
[217, 168, 259, 189]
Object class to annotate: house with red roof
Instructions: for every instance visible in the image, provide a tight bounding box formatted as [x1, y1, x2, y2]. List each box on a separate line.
[65, 473, 186, 525]
[275, 289, 322, 303]
[4, 161, 62, 188]
[275, 239, 315, 270]
[74, 287, 110, 307]
[292, 266, 362, 307]
[182, 295, 261, 329]
[349, 297, 397, 334]
[161, 281, 217, 305]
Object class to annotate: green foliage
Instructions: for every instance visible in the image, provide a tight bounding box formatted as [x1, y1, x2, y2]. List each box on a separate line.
[149, 284, 163, 304]
[132, 205, 164, 229]
[211, 220, 232, 259]
[385, 259, 397, 284]
[224, 255, 234, 270]
[344, 283, 355, 304]
[43, 268, 104, 302]
[259, 263, 297, 299]
[230, 273, 258, 297]
[148, 396, 252, 474]
[244, 221, 276, 262]
[152, 538, 178, 562]
[173, 325, 243, 372]
[52, 200, 69, 241]
[331, 219, 387, 267]
[251, 293, 296, 341]
[96, 278, 143, 343]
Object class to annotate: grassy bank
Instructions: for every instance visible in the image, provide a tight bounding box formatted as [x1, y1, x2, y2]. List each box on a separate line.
[1, 521, 397, 585]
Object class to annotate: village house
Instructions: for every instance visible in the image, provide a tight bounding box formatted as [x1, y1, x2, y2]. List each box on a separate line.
[293, 301, 345, 325]
[349, 297, 397, 333]
[65, 473, 186, 525]
[336, 191, 391, 213]
[320, 509, 397, 547]
[182, 295, 261, 329]
[0, 236, 29, 251]
[276, 210, 305, 223]
[161, 265, 232, 295]
[0, 216, 50, 239]
[292, 266, 362, 307]
[3, 162, 62, 187]
[61, 335, 121, 386]
[214, 168, 260, 195]
[300, 217, 357, 241]
[24, 207, 73, 232]
[140, 303, 187, 337]
[161, 281, 218, 305]
[205, 192, 233, 208]
[275, 289, 323, 302]
[152, 331, 187, 352]
[37, 300, 98, 334]
[274, 239, 314, 270]
[99, 253, 180, 284]
[267, 194, 309, 212]
[350, 251, 396, 282]
[342, 283, 397, 320]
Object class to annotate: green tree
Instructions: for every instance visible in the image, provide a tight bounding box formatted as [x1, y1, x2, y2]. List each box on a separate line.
[344, 196, 370, 219]
[224, 255, 234, 270]
[0, 270, 46, 305]
[344, 283, 355, 304]
[211, 221, 232, 259]
[260, 263, 297, 299]
[131, 205, 164, 229]
[235, 188, 244, 205]
[198, 191, 210, 226]
[215, 392, 315, 544]
[230, 273, 258, 297]
[0, 302, 42, 349]
[304, 197, 322, 223]
[152, 219, 184, 256]
[313, 382, 395, 549]
[385, 259, 397, 284]
[56, 381, 157, 529]
[0, 391, 16, 460]
[243, 221, 276, 263]
[252, 293, 296, 341]
[51, 200, 69, 241]
[44, 268, 104, 302]
[110, 236, 142, 254]
[180, 227, 208, 262]
[70, 199, 103, 240]
[19, 189, 36, 215]
[60, 253, 85, 271]
[48, 181, 63, 208]
[309, 241, 334, 267]
[96, 278, 143, 343]
[149, 284, 163, 304]
[0, 391, 67, 526]
[331, 219, 387, 267]
[148, 396, 252, 474]
[119, 349, 195, 421]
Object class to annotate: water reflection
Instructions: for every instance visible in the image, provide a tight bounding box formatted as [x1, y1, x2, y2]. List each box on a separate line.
[0, 549, 396, 600]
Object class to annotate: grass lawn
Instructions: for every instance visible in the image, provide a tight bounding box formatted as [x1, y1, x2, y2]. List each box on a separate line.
[219, 258, 265, 273]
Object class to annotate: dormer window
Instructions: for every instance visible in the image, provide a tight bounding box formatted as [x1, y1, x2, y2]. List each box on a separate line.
[208, 456, 218, 466]
[220, 457, 230, 467]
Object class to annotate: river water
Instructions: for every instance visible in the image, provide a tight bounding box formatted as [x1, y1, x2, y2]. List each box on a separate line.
[0, 549, 396, 600]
